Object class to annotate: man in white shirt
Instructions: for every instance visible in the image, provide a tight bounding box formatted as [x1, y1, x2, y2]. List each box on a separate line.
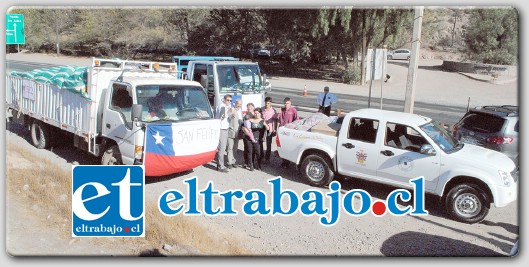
[316, 86, 338, 116]
[227, 99, 243, 169]
[215, 94, 232, 173]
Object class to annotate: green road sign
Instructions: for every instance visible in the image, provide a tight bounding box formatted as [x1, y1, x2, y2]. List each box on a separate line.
[6, 14, 25, 45]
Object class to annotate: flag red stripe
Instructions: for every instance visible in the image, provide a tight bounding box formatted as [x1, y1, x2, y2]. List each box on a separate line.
[144, 150, 217, 176]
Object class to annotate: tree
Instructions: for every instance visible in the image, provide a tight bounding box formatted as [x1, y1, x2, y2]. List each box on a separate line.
[463, 8, 518, 65]
[311, 8, 412, 84]
[204, 9, 267, 55]
[450, 9, 464, 47]
[262, 9, 320, 63]
[10, 8, 78, 54]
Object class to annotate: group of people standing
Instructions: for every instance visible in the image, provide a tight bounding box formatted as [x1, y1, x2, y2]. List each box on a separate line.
[215, 95, 299, 172]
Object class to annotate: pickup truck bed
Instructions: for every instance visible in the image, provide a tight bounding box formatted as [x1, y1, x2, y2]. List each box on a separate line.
[278, 113, 342, 165]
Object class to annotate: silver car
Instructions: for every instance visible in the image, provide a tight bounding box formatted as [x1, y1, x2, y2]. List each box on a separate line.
[387, 49, 411, 60]
[453, 105, 518, 165]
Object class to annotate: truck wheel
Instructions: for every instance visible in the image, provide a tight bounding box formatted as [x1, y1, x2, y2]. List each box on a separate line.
[30, 121, 51, 149]
[301, 154, 334, 187]
[445, 184, 490, 224]
[101, 145, 123, 165]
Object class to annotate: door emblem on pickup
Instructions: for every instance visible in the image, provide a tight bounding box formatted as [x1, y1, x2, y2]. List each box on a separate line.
[356, 149, 367, 164]
[398, 156, 414, 171]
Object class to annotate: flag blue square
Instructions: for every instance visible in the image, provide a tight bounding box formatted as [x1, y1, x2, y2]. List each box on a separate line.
[72, 166, 144, 237]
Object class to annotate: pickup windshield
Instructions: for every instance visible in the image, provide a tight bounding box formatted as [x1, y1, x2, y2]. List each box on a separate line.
[217, 65, 263, 93]
[419, 121, 460, 153]
[136, 85, 213, 122]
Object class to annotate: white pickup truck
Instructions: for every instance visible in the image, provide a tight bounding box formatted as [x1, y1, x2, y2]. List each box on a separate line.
[276, 109, 518, 224]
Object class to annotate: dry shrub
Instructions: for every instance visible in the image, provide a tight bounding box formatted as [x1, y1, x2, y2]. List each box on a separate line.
[6, 140, 248, 256]
[144, 202, 249, 255]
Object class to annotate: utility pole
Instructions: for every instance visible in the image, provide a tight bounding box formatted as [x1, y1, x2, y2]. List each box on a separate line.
[403, 7, 423, 113]
[360, 9, 367, 85]
[380, 45, 387, 109]
[368, 49, 376, 108]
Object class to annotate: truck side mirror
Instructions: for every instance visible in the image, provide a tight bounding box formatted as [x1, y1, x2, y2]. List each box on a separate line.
[131, 104, 143, 121]
[200, 74, 214, 92]
[420, 144, 436, 156]
[263, 74, 272, 92]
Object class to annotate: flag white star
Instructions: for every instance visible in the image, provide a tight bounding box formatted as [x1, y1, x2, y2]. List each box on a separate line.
[153, 131, 165, 145]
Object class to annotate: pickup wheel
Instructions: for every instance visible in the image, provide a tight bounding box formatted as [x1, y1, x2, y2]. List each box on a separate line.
[101, 145, 123, 165]
[30, 121, 51, 149]
[301, 154, 334, 187]
[445, 184, 490, 224]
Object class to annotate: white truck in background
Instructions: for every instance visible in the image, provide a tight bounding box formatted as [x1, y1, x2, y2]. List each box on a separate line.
[184, 60, 271, 112]
[6, 58, 220, 177]
[276, 109, 518, 224]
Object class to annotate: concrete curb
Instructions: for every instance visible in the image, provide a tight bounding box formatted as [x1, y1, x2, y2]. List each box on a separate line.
[458, 72, 517, 85]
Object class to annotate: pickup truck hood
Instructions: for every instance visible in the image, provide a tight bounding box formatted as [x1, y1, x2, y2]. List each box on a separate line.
[454, 143, 516, 171]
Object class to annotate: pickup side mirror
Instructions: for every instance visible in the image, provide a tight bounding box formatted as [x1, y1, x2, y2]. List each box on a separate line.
[131, 104, 143, 121]
[420, 144, 436, 156]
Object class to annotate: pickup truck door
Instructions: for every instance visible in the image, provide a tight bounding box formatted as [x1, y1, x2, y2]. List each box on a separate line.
[102, 82, 136, 164]
[376, 122, 440, 191]
[337, 117, 381, 178]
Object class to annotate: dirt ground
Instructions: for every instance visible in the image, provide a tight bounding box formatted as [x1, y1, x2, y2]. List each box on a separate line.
[5, 125, 519, 257]
[3, 52, 520, 259]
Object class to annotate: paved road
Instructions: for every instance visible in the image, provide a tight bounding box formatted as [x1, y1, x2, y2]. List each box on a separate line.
[6, 59, 57, 72]
[6, 57, 477, 125]
[267, 87, 467, 125]
[5, 54, 518, 127]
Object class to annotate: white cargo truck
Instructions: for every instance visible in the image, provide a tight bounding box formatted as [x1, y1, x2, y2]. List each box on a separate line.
[276, 109, 518, 224]
[184, 60, 271, 112]
[6, 58, 220, 177]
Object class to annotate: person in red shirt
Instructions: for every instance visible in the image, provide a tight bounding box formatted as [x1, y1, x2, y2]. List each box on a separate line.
[278, 97, 298, 126]
[278, 97, 299, 168]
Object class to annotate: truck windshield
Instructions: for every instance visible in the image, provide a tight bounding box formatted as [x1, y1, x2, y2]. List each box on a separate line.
[136, 85, 213, 122]
[217, 65, 263, 93]
[419, 121, 460, 153]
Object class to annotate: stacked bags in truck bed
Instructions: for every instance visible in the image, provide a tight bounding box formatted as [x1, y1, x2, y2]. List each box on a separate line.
[10, 65, 89, 98]
[284, 112, 342, 136]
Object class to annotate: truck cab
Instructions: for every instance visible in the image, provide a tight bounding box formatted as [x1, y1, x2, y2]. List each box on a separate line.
[172, 55, 239, 78]
[185, 60, 271, 112]
[89, 59, 220, 176]
[102, 78, 214, 161]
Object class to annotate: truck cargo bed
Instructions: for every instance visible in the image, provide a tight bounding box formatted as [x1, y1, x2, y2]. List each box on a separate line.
[6, 75, 94, 137]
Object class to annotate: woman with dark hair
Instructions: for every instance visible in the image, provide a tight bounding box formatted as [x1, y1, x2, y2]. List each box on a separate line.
[242, 107, 269, 171]
[241, 103, 255, 169]
[262, 97, 277, 163]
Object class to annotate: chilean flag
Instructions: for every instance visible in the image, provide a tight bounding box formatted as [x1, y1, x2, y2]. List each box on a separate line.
[144, 120, 220, 176]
